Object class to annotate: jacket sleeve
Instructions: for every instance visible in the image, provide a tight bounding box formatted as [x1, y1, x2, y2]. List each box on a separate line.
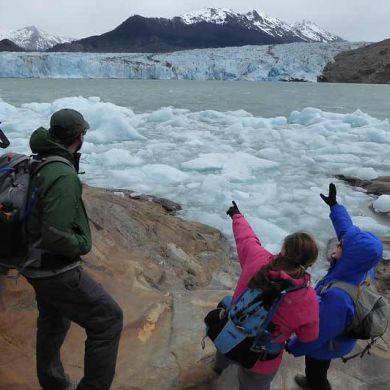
[40, 173, 91, 258]
[232, 214, 271, 269]
[287, 288, 353, 357]
[330, 204, 353, 240]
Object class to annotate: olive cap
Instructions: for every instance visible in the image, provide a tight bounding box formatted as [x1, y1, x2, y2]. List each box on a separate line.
[49, 108, 90, 140]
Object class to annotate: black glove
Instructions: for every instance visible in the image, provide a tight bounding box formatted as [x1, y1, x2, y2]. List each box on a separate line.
[226, 201, 241, 218]
[320, 183, 337, 207]
[285, 342, 292, 354]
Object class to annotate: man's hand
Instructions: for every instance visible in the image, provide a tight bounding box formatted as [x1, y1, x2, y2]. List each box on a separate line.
[226, 201, 241, 218]
[320, 183, 337, 207]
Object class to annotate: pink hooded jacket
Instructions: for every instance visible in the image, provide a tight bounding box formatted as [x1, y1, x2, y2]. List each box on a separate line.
[231, 214, 319, 374]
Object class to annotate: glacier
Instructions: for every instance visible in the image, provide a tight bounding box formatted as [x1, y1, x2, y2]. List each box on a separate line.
[0, 96, 389, 280]
[0, 42, 362, 81]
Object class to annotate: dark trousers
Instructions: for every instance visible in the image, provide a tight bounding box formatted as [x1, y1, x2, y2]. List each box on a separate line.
[305, 356, 332, 390]
[27, 267, 123, 390]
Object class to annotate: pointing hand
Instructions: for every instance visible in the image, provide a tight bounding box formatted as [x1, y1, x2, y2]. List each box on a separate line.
[226, 201, 241, 218]
[320, 183, 337, 207]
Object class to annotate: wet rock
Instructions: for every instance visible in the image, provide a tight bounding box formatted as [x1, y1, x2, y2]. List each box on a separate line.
[0, 185, 232, 389]
[336, 175, 390, 196]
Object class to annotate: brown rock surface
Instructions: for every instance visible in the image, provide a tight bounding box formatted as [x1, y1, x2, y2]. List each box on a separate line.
[1, 184, 389, 389]
[318, 39, 390, 84]
[0, 186, 235, 389]
[336, 175, 390, 196]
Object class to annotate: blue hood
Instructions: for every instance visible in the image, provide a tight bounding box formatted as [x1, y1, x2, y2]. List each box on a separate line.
[325, 224, 383, 285]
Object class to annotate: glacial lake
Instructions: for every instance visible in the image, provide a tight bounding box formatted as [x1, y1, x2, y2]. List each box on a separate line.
[0, 79, 389, 120]
[1, 78, 389, 280]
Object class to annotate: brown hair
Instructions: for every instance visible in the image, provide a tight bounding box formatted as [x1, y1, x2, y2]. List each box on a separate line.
[249, 232, 318, 303]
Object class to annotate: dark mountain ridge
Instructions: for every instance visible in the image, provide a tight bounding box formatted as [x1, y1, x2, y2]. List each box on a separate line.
[49, 15, 293, 53]
[49, 9, 343, 53]
[0, 39, 25, 52]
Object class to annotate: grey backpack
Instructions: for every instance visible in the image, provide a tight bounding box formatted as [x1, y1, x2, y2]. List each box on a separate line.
[326, 280, 389, 362]
[0, 153, 72, 274]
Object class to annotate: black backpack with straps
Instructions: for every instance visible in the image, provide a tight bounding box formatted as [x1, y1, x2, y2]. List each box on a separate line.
[0, 153, 73, 274]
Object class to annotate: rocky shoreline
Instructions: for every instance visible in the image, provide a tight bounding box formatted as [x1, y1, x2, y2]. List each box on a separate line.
[0, 182, 389, 389]
[319, 39, 390, 84]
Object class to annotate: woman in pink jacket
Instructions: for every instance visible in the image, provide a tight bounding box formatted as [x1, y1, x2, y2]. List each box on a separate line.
[217, 201, 320, 390]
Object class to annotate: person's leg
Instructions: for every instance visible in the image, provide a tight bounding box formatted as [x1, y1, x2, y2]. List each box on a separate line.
[214, 351, 231, 374]
[29, 283, 71, 390]
[305, 356, 332, 390]
[28, 267, 123, 390]
[238, 366, 277, 390]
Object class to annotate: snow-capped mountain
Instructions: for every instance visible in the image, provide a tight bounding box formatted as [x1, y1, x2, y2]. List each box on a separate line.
[0, 26, 74, 51]
[180, 8, 343, 43]
[292, 20, 342, 42]
[50, 8, 344, 53]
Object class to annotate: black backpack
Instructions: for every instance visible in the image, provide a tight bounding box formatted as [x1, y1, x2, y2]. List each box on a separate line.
[0, 152, 72, 274]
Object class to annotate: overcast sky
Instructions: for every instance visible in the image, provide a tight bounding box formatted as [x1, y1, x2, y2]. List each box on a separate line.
[0, 0, 389, 42]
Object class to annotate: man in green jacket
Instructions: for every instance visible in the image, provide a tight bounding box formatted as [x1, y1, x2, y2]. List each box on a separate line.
[24, 109, 123, 390]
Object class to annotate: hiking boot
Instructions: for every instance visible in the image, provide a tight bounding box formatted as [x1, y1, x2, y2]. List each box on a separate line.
[294, 374, 310, 389]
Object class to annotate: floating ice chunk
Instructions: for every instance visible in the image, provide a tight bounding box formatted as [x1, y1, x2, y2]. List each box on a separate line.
[373, 195, 390, 213]
[344, 110, 373, 128]
[249, 217, 289, 250]
[340, 167, 378, 180]
[145, 107, 176, 123]
[258, 148, 284, 161]
[90, 149, 144, 167]
[182, 152, 278, 181]
[315, 154, 361, 164]
[0, 101, 18, 117]
[352, 216, 390, 236]
[87, 117, 143, 143]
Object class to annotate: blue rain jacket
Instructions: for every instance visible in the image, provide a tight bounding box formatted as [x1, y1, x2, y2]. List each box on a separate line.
[288, 204, 383, 360]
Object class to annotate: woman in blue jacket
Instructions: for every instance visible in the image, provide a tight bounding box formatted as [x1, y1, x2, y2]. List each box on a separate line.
[288, 183, 383, 390]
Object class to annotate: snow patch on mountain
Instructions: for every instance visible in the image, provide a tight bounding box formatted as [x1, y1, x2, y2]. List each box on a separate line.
[181, 8, 238, 25]
[180, 8, 343, 43]
[292, 20, 342, 42]
[0, 26, 74, 51]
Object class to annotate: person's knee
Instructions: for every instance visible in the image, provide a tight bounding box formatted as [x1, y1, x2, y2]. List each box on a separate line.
[37, 315, 71, 334]
[110, 301, 123, 334]
[99, 298, 123, 338]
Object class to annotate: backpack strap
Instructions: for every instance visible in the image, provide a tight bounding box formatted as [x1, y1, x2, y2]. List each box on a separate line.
[251, 282, 307, 352]
[31, 155, 75, 175]
[327, 281, 359, 303]
[320, 280, 358, 351]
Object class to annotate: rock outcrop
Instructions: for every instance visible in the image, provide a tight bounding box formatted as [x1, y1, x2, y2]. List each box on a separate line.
[0, 186, 235, 389]
[318, 39, 390, 84]
[336, 175, 390, 196]
[0, 39, 24, 52]
[1, 184, 389, 389]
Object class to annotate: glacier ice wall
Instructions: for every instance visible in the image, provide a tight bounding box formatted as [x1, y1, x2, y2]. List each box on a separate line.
[0, 42, 362, 81]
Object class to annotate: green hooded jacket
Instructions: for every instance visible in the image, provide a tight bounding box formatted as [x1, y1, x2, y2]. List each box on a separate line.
[27, 128, 92, 260]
